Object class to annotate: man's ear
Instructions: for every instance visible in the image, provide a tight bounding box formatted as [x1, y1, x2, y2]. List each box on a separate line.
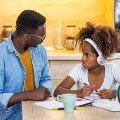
[24, 34, 30, 41]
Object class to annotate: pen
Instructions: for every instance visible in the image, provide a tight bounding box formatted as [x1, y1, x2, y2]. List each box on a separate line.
[52, 108, 64, 110]
[52, 107, 84, 110]
[80, 80, 87, 85]
[83, 83, 87, 85]
[75, 107, 84, 110]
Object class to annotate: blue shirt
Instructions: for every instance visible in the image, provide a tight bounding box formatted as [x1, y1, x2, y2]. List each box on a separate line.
[0, 34, 52, 120]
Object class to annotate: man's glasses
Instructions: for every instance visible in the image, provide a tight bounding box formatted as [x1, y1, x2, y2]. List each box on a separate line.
[30, 34, 46, 40]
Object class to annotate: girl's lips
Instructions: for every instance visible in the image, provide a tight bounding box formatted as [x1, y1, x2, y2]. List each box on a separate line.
[82, 63, 88, 68]
[82, 62, 86, 66]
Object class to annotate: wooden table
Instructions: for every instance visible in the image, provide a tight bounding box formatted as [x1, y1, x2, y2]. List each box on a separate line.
[22, 97, 120, 120]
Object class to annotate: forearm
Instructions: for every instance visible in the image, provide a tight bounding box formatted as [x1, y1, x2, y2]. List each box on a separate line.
[54, 87, 83, 98]
[8, 86, 50, 107]
[8, 91, 31, 107]
[27, 86, 50, 101]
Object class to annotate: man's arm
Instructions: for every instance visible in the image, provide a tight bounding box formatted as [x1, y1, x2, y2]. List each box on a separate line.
[8, 47, 52, 107]
[38, 46, 52, 95]
[8, 86, 49, 107]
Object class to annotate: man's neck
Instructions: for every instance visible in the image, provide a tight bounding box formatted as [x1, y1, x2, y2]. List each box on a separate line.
[12, 34, 28, 53]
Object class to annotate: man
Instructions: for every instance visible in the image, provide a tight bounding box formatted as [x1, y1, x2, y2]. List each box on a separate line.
[0, 10, 52, 120]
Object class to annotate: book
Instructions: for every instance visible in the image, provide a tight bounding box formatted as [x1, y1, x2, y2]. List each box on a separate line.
[92, 98, 120, 112]
[34, 99, 92, 110]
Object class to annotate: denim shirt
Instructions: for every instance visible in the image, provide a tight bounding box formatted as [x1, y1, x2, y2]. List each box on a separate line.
[0, 34, 52, 120]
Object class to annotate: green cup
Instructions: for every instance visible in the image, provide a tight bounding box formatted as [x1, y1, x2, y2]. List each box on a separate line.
[57, 94, 76, 113]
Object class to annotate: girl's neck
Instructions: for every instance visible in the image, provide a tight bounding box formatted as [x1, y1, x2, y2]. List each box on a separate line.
[89, 65, 105, 75]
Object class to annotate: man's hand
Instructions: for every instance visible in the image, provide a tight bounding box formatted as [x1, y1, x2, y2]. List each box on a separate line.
[97, 89, 116, 99]
[27, 86, 50, 101]
[8, 86, 50, 107]
[83, 85, 95, 97]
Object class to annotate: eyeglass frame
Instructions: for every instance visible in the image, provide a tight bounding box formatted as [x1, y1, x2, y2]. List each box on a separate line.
[30, 33, 46, 40]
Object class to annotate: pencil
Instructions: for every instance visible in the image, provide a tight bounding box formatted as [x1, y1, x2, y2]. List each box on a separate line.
[75, 107, 84, 110]
[80, 80, 87, 85]
[52, 107, 84, 110]
[52, 108, 64, 110]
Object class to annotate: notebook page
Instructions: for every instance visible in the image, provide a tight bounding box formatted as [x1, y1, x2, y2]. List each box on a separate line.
[92, 98, 120, 112]
[34, 99, 91, 110]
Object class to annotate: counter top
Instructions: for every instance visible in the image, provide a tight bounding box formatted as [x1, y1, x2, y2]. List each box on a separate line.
[47, 50, 120, 61]
[114, 53, 120, 59]
[47, 50, 82, 60]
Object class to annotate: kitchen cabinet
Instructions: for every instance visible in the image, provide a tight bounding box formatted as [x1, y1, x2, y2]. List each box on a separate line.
[49, 60, 80, 93]
[47, 50, 82, 94]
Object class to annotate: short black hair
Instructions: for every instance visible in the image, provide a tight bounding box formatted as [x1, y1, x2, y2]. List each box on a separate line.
[15, 10, 46, 36]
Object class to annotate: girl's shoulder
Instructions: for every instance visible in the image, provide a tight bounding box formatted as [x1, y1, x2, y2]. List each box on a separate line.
[105, 62, 120, 71]
[73, 64, 87, 71]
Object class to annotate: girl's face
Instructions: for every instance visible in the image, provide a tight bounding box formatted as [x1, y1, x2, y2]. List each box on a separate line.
[82, 42, 99, 69]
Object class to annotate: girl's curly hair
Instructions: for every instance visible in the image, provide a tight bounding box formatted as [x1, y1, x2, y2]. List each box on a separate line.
[76, 22, 120, 59]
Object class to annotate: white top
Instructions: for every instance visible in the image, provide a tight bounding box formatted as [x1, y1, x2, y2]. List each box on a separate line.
[68, 63, 120, 93]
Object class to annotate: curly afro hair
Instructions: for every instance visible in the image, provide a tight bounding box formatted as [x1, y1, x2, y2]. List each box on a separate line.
[76, 22, 120, 59]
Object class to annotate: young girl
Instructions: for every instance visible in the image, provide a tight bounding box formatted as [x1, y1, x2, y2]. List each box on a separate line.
[54, 22, 120, 99]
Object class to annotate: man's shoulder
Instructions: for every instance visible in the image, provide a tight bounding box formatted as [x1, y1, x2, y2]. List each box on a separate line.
[0, 40, 7, 47]
[0, 41, 8, 55]
[30, 45, 47, 59]
[36, 44, 46, 54]
[37, 44, 45, 50]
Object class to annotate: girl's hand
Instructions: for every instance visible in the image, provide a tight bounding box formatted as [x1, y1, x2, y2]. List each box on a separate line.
[97, 89, 116, 99]
[83, 85, 95, 97]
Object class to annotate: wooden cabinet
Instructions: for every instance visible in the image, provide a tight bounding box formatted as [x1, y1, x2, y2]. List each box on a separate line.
[49, 60, 81, 94]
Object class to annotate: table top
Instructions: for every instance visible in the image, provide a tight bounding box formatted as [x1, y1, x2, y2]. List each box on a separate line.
[22, 97, 120, 120]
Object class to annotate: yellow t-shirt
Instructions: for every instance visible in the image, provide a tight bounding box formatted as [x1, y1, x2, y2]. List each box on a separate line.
[19, 50, 36, 91]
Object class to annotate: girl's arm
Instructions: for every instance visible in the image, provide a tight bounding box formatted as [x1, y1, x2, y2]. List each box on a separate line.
[54, 76, 83, 97]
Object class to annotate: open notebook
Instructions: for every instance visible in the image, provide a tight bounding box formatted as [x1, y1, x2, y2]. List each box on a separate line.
[92, 98, 120, 112]
[34, 99, 92, 110]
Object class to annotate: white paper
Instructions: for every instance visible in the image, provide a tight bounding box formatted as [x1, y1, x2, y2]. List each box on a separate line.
[34, 99, 91, 110]
[84, 94, 100, 101]
[92, 99, 120, 112]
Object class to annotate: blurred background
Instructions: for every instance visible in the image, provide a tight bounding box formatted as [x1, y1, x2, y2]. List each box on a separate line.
[0, 0, 116, 51]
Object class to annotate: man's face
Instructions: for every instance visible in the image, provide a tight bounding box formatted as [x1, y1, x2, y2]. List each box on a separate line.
[27, 24, 46, 47]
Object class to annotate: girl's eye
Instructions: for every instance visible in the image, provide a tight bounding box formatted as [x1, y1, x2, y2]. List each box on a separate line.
[83, 53, 90, 58]
[87, 54, 90, 58]
[85, 53, 90, 57]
